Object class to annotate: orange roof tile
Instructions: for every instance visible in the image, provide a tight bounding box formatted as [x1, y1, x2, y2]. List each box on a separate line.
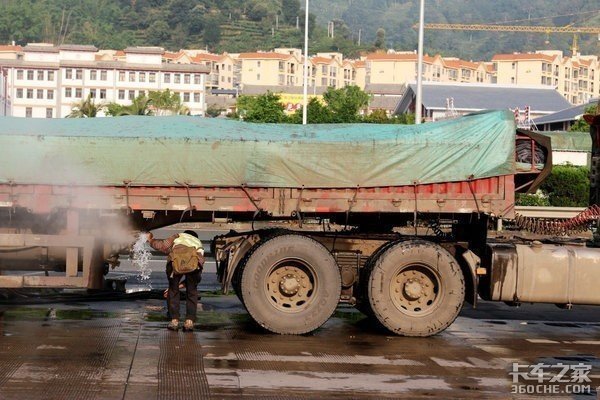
[0, 45, 22, 52]
[353, 60, 366, 68]
[491, 53, 556, 62]
[442, 59, 480, 70]
[163, 51, 186, 60]
[114, 50, 125, 57]
[311, 56, 333, 64]
[191, 53, 223, 63]
[238, 52, 292, 60]
[365, 53, 438, 64]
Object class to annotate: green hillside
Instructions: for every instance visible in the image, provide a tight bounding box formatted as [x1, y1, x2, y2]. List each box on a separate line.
[0, 0, 597, 59]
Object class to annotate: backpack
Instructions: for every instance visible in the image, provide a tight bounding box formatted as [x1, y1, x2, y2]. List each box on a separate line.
[170, 244, 200, 274]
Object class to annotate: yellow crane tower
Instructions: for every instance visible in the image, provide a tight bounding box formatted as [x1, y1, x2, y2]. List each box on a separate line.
[415, 23, 600, 55]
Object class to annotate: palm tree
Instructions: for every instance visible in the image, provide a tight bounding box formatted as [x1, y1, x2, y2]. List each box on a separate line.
[67, 94, 103, 118]
[118, 94, 154, 116]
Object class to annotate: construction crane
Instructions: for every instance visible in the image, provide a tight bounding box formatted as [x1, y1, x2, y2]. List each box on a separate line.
[414, 23, 600, 55]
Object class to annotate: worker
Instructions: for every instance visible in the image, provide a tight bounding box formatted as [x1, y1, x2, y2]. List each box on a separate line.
[147, 230, 204, 331]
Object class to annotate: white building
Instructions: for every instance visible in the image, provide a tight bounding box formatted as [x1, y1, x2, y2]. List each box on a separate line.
[0, 44, 209, 118]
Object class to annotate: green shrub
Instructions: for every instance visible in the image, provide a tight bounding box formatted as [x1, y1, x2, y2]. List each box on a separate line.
[540, 164, 590, 207]
[516, 192, 550, 206]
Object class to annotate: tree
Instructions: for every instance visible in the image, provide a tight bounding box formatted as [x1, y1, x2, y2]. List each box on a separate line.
[569, 105, 597, 132]
[107, 94, 153, 116]
[281, 0, 300, 24]
[148, 89, 189, 115]
[206, 104, 224, 118]
[247, 2, 269, 21]
[203, 20, 221, 48]
[540, 164, 590, 207]
[147, 20, 170, 46]
[374, 28, 385, 49]
[235, 92, 288, 123]
[323, 85, 371, 122]
[289, 98, 334, 124]
[67, 94, 103, 118]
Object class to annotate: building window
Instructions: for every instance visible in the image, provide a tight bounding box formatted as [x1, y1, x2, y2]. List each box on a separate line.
[100, 70, 107, 81]
[25, 107, 32, 118]
[65, 88, 72, 98]
[164, 73, 171, 83]
[257, 61, 261, 68]
[228, 77, 231, 83]
[149, 72, 156, 83]
[511, 77, 515, 84]
[27, 70, 34, 80]
[90, 89, 96, 98]
[118, 90, 125, 100]
[129, 72, 135, 82]
[16, 70, 23, 79]
[36, 89, 43, 99]
[321, 77, 327, 86]
[128, 90, 135, 100]
[184, 74, 190, 84]
[66, 69, 72, 79]
[221, 76, 225, 82]
[183, 92, 190, 102]
[194, 92, 200, 103]
[16, 88, 23, 98]
[322, 65, 327, 74]
[139, 72, 146, 82]
[257, 74, 260, 81]
[26, 89, 33, 99]
[75, 88, 82, 98]
[47, 90, 54, 100]
[90, 70, 97, 80]
[174, 74, 181, 84]
[46, 108, 53, 118]
[48, 71, 54, 81]
[37, 70, 44, 80]
[119, 71, 125, 81]
[100, 89, 106, 99]
[76, 69, 83, 80]
[193, 74, 201, 84]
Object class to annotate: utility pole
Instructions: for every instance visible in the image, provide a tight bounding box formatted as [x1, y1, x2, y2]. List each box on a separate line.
[415, 0, 425, 125]
[358, 29, 362, 46]
[296, 16, 299, 30]
[302, 0, 309, 125]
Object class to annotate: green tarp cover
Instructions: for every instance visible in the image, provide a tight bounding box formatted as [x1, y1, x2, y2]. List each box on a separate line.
[0, 110, 516, 188]
[542, 131, 591, 152]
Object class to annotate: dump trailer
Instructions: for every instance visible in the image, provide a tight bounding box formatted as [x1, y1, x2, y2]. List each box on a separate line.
[0, 110, 599, 337]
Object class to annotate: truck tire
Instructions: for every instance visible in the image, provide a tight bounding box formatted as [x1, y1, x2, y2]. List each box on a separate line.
[240, 234, 341, 334]
[356, 240, 397, 317]
[368, 240, 464, 337]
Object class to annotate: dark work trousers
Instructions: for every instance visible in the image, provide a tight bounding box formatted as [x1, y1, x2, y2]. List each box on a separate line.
[166, 262, 202, 322]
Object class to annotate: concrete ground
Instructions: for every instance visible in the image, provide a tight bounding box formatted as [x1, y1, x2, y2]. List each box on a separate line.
[1, 225, 599, 398]
[0, 294, 599, 399]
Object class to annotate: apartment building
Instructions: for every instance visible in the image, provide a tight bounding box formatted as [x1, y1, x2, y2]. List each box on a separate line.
[188, 52, 235, 91]
[236, 51, 302, 87]
[365, 52, 493, 87]
[492, 51, 599, 105]
[0, 44, 209, 118]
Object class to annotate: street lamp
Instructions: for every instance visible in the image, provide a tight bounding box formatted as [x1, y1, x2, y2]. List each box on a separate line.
[415, 0, 425, 124]
[302, 0, 309, 125]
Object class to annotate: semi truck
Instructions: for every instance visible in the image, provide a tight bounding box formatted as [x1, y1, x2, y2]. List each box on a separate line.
[0, 110, 598, 337]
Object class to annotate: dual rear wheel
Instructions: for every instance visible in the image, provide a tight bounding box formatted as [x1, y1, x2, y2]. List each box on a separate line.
[238, 235, 465, 336]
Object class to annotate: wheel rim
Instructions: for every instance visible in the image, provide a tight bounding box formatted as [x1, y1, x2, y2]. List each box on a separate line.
[264, 258, 316, 313]
[389, 263, 441, 316]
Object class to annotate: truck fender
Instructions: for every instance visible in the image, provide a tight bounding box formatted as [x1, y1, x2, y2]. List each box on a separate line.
[460, 249, 481, 308]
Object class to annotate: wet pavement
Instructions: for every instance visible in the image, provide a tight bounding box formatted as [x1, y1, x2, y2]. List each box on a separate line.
[0, 294, 599, 399]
